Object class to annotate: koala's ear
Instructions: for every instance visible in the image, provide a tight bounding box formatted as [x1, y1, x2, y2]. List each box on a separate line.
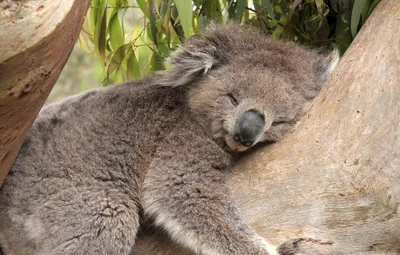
[158, 40, 220, 87]
[315, 48, 340, 85]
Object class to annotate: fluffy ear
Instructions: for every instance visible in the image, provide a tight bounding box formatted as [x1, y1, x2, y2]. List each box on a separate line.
[158, 39, 220, 87]
[315, 48, 340, 85]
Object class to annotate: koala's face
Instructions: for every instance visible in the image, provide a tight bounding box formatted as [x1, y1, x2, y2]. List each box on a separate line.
[188, 63, 302, 152]
[159, 24, 339, 152]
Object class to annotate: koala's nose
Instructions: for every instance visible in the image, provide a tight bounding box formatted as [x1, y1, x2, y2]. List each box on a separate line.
[233, 110, 265, 147]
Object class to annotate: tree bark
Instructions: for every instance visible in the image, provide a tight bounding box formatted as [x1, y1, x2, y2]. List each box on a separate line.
[0, 0, 91, 186]
[133, 0, 400, 254]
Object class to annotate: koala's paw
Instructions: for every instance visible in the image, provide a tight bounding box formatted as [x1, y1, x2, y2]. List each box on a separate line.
[277, 237, 334, 255]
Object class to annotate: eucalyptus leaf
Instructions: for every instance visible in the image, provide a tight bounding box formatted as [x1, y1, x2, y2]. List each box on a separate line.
[150, 0, 158, 47]
[351, 0, 367, 38]
[81, 0, 378, 84]
[236, 0, 246, 22]
[93, 0, 107, 66]
[175, 0, 193, 38]
[262, 0, 275, 21]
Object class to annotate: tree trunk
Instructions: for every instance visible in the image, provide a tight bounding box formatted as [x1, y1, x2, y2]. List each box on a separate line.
[133, 0, 400, 254]
[0, 0, 91, 186]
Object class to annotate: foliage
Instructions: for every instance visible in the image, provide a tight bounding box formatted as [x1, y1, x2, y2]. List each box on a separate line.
[79, 0, 380, 85]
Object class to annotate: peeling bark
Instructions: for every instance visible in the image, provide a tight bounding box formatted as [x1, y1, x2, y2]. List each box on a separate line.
[133, 0, 400, 253]
[0, 0, 91, 186]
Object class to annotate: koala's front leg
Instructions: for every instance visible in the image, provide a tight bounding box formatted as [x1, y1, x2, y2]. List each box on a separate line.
[143, 132, 278, 255]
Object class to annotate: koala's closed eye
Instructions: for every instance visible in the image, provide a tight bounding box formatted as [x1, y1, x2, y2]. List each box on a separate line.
[227, 93, 238, 106]
[271, 120, 287, 126]
[271, 119, 295, 126]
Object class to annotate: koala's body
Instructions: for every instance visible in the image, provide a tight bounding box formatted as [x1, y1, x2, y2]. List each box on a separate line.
[0, 24, 338, 255]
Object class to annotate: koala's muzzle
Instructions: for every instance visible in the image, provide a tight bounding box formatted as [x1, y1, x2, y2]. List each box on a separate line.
[233, 110, 265, 147]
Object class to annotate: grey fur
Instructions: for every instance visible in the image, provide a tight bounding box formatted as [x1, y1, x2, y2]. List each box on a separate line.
[0, 24, 338, 255]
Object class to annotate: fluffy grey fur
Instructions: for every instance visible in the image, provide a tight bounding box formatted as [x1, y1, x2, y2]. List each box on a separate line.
[0, 24, 338, 255]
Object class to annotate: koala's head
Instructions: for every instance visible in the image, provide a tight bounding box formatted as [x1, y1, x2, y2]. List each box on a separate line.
[159, 23, 339, 152]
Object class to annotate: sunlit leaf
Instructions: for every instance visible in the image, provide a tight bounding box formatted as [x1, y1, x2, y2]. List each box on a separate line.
[106, 44, 130, 78]
[162, 0, 172, 48]
[114, 66, 124, 83]
[150, 0, 158, 47]
[126, 50, 141, 79]
[315, 0, 324, 15]
[136, 0, 149, 18]
[175, 0, 192, 39]
[150, 51, 164, 72]
[109, 12, 124, 51]
[90, 0, 100, 33]
[79, 17, 94, 53]
[80, 0, 377, 84]
[93, 0, 107, 66]
[161, 1, 172, 34]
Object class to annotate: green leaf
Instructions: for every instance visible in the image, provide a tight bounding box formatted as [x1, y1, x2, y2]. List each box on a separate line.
[253, 1, 262, 12]
[360, 0, 371, 24]
[108, 0, 122, 7]
[90, 0, 100, 33]
[79, 17, 94, 53]
[162, 0, 172, 48]
[228, 0, 236, 20]
[329, 0, 339, 12]
[126, 50, 141, 79]
[315, 0, 324, 15]
[106, 44, 130, 78]
[109, 13, 124, 51]
[161, 0, 172, 33]
[336, 9, 352, 54]
[236, 0, 246, 22]
[136, 0, 149, 18]
[367, 0, 380, 18]
[175, 0, 192, 39]
[150, 0, 158, 47]
[114, 66, 123, 83]
[288, 0, 301, 20]
[93, 0, 108, 66]
[351, 0, 367, 38]
[150, 51, 164, 72]
[171, 4, 185, 42]
[262, 0, 275, 21]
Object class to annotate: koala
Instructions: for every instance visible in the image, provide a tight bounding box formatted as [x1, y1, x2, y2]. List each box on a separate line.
[0, 23, 338, 255]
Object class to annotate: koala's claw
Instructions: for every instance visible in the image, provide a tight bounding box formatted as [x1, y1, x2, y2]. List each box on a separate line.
[291, 238, 305, 246]
[277, 238, 304, 255]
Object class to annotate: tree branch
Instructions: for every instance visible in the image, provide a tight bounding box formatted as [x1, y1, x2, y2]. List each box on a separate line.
[0, 0, 91, 186]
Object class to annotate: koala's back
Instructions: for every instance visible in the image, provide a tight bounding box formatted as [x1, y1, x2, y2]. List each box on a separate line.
[0, 77, 187, 254]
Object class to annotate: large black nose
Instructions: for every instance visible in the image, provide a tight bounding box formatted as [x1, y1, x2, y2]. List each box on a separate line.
[233, 110, 265, 147]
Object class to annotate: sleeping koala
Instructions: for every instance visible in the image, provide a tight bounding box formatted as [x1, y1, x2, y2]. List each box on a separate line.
[0, 23, 338, 255]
